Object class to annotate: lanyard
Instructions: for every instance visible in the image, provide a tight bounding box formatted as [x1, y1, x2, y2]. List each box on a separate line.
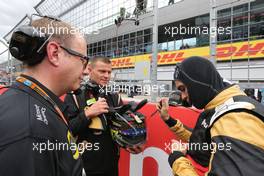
[16, 76, 69, 126]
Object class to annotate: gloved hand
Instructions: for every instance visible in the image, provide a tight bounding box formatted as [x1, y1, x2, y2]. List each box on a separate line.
[168, 139, 188, 167]
[168, 151, 185, 167]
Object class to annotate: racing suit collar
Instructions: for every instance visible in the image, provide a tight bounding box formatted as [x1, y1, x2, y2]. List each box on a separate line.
[205, 85, 246, 110]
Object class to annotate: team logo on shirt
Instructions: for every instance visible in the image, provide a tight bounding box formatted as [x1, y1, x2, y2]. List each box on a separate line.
[34, 104, 48, 125]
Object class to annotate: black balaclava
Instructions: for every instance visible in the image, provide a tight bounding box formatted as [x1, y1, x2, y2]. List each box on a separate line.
[174, 56, 230, 109]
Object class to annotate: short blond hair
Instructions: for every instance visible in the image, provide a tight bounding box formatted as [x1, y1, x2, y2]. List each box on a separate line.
[89, 56, 111, 67]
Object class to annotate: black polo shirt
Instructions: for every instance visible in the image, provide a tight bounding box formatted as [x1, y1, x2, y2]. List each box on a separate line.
[0, 75, 82, 176]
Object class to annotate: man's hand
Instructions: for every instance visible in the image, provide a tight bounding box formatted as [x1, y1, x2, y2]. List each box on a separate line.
[84, 98, 109, 118]
[156, 98, 169, 121]
[126, 144, 145, 154]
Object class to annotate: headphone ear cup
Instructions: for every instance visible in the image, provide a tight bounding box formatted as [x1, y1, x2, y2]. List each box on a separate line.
[9, 47, 21, 60]
[9, 25, 48, 65]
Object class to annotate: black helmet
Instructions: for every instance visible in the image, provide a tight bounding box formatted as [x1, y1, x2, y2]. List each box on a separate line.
[109, 99, 148, 148]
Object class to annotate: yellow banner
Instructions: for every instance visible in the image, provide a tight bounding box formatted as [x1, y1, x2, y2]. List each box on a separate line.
[111, 39, 264, 69]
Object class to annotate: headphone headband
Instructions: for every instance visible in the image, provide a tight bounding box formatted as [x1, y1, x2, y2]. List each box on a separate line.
[9, 15, 60, 66]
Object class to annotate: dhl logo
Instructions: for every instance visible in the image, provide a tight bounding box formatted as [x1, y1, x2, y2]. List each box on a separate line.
[111, 39, 264, 68]
[216, 42, 264, 59]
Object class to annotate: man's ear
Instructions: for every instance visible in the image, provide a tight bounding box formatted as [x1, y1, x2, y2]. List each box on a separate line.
[46, 42, 60, 67]
[87, 63, 92, 73]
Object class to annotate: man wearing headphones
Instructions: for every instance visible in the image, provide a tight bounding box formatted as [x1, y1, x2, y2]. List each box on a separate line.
[168, 56, 264, 176]
[0, 16, 92, 176]
[65, 56, 143, 176]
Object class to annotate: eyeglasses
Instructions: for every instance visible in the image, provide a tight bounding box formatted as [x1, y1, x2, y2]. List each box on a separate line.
[60, 45, 89, 69]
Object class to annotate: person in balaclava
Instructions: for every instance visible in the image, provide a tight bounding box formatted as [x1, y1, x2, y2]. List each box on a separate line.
[167, 56, 264, 176]
[157, 59, 231, 175]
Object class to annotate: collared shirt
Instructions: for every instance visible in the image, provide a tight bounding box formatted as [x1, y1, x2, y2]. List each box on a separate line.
[0, 74, 82, 176]
[21, 74, 68, 117]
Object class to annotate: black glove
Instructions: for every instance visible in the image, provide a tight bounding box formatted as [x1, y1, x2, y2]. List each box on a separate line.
[168, 151, 185, 167]
[165, 117, 178, 127]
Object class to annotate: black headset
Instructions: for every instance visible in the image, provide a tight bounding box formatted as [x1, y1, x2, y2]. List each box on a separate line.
[9, 14, 60, 66]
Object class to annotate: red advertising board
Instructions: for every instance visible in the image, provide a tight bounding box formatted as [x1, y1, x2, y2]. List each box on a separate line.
[119, 102, 206, 176]
[0, 85, 8, 94]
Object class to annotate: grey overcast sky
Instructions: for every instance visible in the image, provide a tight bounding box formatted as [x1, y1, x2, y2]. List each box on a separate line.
[0, 0, 40, 38]
[0, 0, 39, 63]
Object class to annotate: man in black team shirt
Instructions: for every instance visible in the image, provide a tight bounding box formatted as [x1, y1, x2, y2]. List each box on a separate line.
[65, 56, 143, 176]
[0, 16, 89, 176]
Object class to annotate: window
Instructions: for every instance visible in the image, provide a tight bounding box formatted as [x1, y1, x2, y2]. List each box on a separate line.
[183, 38, 196, 48]
[144, 43, 152, 53]
[136, 44, 144, 54]
[217, 15, 231, 42]
[98, 41, 101, 53]
[218, 8, 231, 18]
[130, 38, 135, 47]
[195, 15, 209, 47]
[232, 26, 248, 41]
[123, 38, 129, 56]
[175, 40, 183, 50]
[130, 32, 136, 38]
[158, 42, 168, 51]
[233, 4, 248, 14]
[129, 46, 135, 55]
[89, 48, 92, 56]
[137, 36, 143, 45]
[168, 41, 174, 51]
[137, 30, 143, 36]
[144, 28, 151, 35]
[112, 37, 117, 50]
[233, 13, 248, 27]
[251, 0, 264, 11]
[124, 34, 129, 39]
[218, 15, 231, 28]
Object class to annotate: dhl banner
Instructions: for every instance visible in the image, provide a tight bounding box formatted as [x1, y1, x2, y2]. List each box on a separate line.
[111, 39, 264, 69]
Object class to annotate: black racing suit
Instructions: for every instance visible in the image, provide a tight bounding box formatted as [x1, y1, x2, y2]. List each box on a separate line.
[0, 75, 82, 176]
[65, 87, 122, 176]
